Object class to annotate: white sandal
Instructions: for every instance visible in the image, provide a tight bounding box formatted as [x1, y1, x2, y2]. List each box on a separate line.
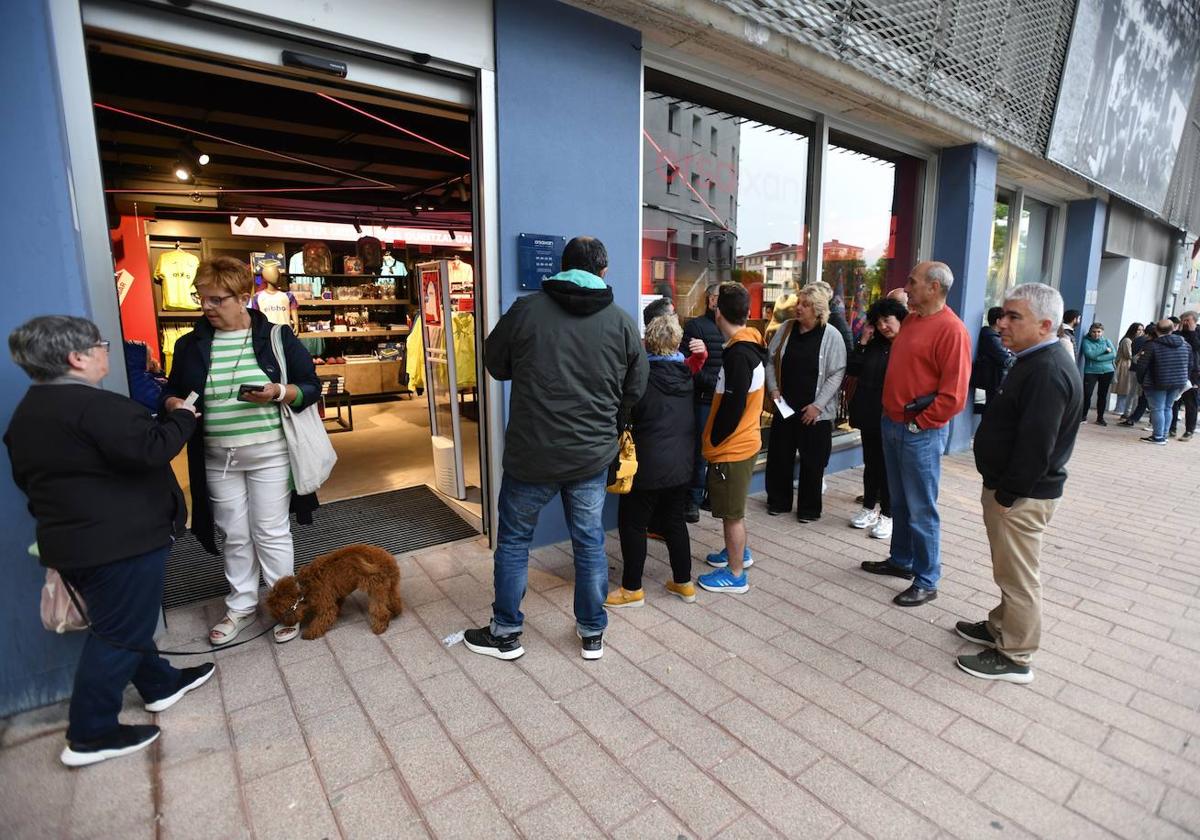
[273, 624, 300, 644]
[209, 612, 256, 646]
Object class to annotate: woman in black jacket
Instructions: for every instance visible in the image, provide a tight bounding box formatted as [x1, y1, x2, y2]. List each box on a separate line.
[846, 297, 908, 540]
[162, 257, 322, 646]
[605, 313, 698, 608]
[5, 316, 211, 767]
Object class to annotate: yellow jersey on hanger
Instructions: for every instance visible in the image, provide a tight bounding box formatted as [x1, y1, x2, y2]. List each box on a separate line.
[155, 250, 200, 310]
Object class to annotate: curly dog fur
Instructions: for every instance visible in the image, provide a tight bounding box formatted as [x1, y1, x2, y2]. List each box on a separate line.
[265, 544, 402, 640]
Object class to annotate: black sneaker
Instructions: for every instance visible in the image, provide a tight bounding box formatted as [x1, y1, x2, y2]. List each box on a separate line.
[683, 502, 700, 524]
[699, 495, 711, 512]
[956, 648, 1032, 684]
[577, 630, 604, 661]
[860, 560, 914, 579]
[954, 620, 996, 649]
[1095, 418, 1107, 426]
[1181, 432, 1194, 442]
[61, 724, 160, 768]
[463, 626, 525, 661]
[144, 663, 216, 713]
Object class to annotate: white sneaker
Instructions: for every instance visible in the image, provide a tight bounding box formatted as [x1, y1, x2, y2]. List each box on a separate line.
[849, 508, 878, 529]
[870, 515, 893, 540]
[822, 479, 828, 494]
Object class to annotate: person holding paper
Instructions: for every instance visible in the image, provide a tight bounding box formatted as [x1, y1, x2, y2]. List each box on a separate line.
[764, 285, 847, 521]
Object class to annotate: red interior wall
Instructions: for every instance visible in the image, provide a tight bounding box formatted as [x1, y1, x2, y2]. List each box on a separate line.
[886, 157, 921, 292]
[111, 216, 160, 360]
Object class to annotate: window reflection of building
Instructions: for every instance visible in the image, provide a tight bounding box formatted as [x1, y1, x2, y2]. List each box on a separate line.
[1015, 197, 1056, 286]
[985, 191, 1059, 319]
[985, 194, 1013, 313]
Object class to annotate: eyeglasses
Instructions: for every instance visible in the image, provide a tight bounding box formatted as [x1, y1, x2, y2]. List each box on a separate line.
[91, 340, 111, 351]
[199, 294, 237, 308]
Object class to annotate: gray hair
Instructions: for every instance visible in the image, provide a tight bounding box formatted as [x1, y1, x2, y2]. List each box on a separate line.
[925, 262, 954, 295]
[705, 282, 721, 298]
[9, 315, 101, 382]
[1004, 283, 1063, 330]
[1182, 310, 1198, 322]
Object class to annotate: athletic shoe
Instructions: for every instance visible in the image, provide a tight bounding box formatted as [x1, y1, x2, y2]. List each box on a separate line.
[1095, 418, 1108, 426]
[61, 724, 160, 768]
[705, 547, 754, 568]
[577, 630, 603, 660]
[144, 663, 216, 713]
[665, 581, 697, 603]
[954, 620, 997, 648]
[604, 588, 645, 609]
[683, 503, 701, 524]
[1141, 436, 1167, 446]
[956, 649, 1033, 684]
[821, 479, 828, 494]
[869, 515, 892, 540]
[463, 626, 525, 661]
[1169, 429, 1178, 438]
[849, 508, 879, 529]
[1181, 432, 1194, 442]
[697, 567, 749, 594]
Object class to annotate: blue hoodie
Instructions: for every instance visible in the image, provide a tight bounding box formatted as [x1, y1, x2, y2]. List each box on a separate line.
[1080, 335, 1116, 375]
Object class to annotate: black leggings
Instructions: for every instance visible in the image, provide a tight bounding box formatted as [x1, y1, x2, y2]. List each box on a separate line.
[1082, 372, 1114, 420]
[859, 424, 890, 516]
[618, 483, 692, 590]
[1170, 388, 1198, 435]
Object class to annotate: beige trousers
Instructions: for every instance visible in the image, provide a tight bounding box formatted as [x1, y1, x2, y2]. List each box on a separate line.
[980, 487, 1058, 665]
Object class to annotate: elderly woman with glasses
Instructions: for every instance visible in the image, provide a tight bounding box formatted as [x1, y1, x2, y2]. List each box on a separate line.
[5, 315, 208, 767]
[162, 256, 322, 646]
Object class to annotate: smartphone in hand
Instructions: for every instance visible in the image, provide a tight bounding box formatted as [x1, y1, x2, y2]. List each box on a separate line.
[237, 384, 267, 402]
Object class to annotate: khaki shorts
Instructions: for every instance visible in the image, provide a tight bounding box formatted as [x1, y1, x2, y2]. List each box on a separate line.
[706, 454, 756, 520]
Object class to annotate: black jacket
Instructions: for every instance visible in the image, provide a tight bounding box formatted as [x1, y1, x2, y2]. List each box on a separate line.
[630, 357, 695, 490]
[163, 310, 323, 554]
[846, 336, 891, 430]
[974, 341, 1083, 505]
[5, 382, 195, 570]
[486, 279, 648, 484]
[1134, 333, 1192, 390]
[970, 326, 1013, 398]
[829, 310, 854, 355]
[681, 310, 724, 403]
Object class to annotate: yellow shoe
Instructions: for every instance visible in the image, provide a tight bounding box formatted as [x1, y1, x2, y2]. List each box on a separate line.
[666, 581, 697, 603]
[604, 587, 645, 609]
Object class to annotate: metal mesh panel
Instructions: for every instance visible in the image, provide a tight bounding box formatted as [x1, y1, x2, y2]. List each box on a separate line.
[1164, 81, 1200, 236]
[717, 0, 1074, 154]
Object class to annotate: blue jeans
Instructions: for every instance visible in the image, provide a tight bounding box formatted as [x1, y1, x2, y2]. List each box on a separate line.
[60, 545, 179, 742]
[880, 416, 949, 590]
[691, 401, 712, 506]
[491, 469, 609, 638]
[1146, 387, 1184, 440]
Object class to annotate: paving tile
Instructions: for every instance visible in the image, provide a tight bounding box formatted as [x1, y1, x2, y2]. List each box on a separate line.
[975, 771, 1118, 840]
[645, 618, 732, 663]
[416, 668, 503, 739]
[541, 732, 651, 829]
[707, 656, 805, 720]
[413, 596, 475, 639]
[797, 756, 937, 840]
[712, 813, 780, 840]
[862, 711, 990, 794]
[301, 703, 390, 793]
[1057, 684, 1189, 754]
[0, 701, 68, 748]
[460, 723, 562, 818]
[329, 770, 429, 840]
[322, 621, 393, 674]
[714, 749, 843, 839]
[609, 803, 690, 840]
[514, 793, 605, 840]
[595, 615, 669, 663]
[159, 752, 251, 840]
[215, 642, 287, 713]
[884, 762, 1034, 840]
[784, 703, 907, 787]
[279, 648, 357, 721]
[843, 670, 959, 735]
[487, 673, 579, 750]
[910, 671, 1031, 737]
[345, 653, 429, 729]
[155, 669, 233, 770]
[635, 690, 739, 769]
[379, 712, 474, 804]
[228, 697, 309, 781]
[386, 626, 460, 683]
[1066, 779, 1193, 840]
[1017, 722, 1166, 811]
[243, 760, 341, 840]
[421, 783, 519, 840]
[514, 632, 595, 699]
[556, 683, 657, 757]
[1159, 786, 1200, 834]
[715, 697, 820, 778]
[771, 630, 862, 681]
[585, 648, 665, 706]
[984, 682, 1110, 749]
[640, 653, 735, 714]
[774, 661, 882, 728]
[830, 632, 931, 687]
[65, 742, 153, 840]
[708, 623, 800, 676]
[628, 740, 744, 839]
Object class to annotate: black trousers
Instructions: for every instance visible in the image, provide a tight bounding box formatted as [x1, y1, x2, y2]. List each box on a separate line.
[766, 416, 833, 519]
[858, 424, 891, 516]
[60, 545, 179, 742]
[1128, 390, 1148, 423]
[618, 483, 692, 589]
[1170, 387, 1198, 435]
[1082, 372, 1114, 420]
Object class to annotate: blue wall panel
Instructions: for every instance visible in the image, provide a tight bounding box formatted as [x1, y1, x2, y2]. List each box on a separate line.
[1060, 198, 1108, 353]
[0, 0, 93, 715]
[494, 0, 642, 546]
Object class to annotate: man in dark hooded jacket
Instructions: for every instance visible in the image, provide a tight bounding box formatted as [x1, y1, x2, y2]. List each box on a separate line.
[464, 237, 648, 663]
[1135, 318, 1192, 444]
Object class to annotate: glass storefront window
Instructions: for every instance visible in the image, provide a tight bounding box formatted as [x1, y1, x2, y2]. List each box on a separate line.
[985, 193, 1014, 315]
[1014, 197, 1056, 286]
[985, 192, 1058, 320]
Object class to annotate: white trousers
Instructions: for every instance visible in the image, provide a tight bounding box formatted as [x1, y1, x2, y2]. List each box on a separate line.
[205, 437, 294, 614]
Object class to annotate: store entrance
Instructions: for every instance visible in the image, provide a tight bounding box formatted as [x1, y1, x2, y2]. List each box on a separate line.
[86, 35, 484, 603]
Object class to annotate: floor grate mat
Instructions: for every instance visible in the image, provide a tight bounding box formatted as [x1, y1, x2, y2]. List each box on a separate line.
[163, 484, 479, 609]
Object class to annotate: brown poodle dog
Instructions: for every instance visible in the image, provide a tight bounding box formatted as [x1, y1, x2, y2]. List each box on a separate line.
[266, 544, 402, 640]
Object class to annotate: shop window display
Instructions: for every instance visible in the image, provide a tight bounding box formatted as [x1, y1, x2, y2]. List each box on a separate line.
[985, 193, 1014, 314]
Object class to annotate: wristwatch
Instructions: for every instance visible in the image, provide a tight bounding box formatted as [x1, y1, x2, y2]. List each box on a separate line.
[906, 421, 921, 434]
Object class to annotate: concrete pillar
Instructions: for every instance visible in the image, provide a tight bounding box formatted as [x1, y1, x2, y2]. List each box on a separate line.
[932, 144, 998, 453]
[1060, 198, 1108, 360]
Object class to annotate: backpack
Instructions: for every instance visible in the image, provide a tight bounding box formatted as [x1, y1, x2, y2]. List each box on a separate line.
[302, 242, 333, 275]
[356, 236, 383, 273]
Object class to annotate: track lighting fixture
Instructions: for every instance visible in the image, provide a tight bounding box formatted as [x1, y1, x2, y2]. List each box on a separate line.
[172, 160, 193, 182]
[233, 215, 246, 227]
[256, 217, 268, 228]
[182, 140, 210, 167]
[448, 229, 456, 241]
[353, 221, 363, 234]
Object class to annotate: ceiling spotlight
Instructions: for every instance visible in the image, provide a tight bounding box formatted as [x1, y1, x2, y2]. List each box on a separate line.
[182, 141, 209, 167]
[256, 217, 268, 228]
[172, 160, 193, 182]
[381, 221, 389, 231]
[448, 229, 456, 241]
[197, 152, 211, 166]
[234, 215, 246, 227]
[352, 221, 363, 234]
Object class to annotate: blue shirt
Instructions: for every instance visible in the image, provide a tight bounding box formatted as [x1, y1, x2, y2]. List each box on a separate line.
[1015, 336, 1061, 359]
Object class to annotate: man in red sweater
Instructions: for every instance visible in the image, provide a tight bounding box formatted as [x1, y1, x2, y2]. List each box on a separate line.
[860, 261, 972, 606]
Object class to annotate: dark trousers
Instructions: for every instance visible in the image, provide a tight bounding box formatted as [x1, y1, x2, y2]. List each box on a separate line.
[859, 424, 891, 516]
[690, 401, 712, 507]
[60, 545, 179, 742]
[618, 484, 692, 589]
[1082, 372, 1114, 420]
[1170, 387, 1198, 435]
[1128, 390, 1148, 423]
[766, 416, 833, 519]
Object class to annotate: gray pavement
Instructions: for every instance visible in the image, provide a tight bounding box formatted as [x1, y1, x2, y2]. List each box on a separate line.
[2, 421, 1198, 839]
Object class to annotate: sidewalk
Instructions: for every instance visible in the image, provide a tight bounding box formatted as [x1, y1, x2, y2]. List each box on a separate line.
[2, 422, 1198, 839]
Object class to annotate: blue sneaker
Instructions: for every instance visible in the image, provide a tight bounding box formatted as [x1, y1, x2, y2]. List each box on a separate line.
[705, 547, 754, 569]
[698, 567, 749, 594]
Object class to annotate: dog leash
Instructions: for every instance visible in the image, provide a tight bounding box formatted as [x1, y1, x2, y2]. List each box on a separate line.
[62, 577, 281, 655]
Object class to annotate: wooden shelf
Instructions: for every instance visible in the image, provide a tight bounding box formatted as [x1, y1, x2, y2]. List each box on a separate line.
[294, 273, 408, 280]
[298, 328, 410, 339]
[158, 310, 203, 318]
[298, 298, 411, 307]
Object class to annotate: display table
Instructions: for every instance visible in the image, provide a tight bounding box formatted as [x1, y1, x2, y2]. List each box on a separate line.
[313, 359, 408, 397]
[322, 390, 353, 432]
